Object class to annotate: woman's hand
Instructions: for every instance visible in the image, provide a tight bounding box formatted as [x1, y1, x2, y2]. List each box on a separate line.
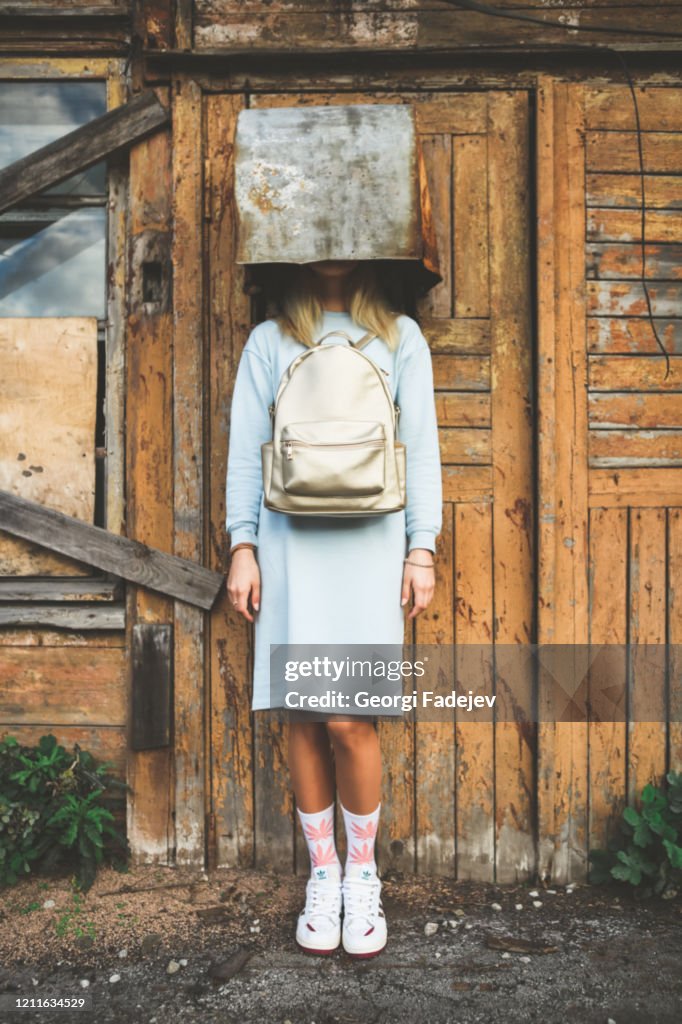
[227, 549, 261, 623]
[401, 548, 436, 620]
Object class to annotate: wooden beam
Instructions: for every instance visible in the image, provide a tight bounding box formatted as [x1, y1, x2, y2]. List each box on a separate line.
[0, 578, 122, 601]
[0, 5, 129, 15]
[0, 89, 169, 215]
[0, 604, 125, 630]
[0, 491, 223, 610]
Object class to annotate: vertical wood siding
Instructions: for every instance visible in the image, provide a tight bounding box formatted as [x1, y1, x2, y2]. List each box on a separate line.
[538, 81, 682, 882]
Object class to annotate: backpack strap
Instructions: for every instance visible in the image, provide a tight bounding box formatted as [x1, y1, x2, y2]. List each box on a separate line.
[315, 329, 377, 351]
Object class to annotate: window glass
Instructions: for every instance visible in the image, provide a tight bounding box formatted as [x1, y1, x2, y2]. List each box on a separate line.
[0, 81, 107, 194]
[0, 81, 107, 316]
[0, 207, 106, 316]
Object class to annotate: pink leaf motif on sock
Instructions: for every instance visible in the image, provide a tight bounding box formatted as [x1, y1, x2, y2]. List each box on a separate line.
[310, 842, 338, 867]
[348, 842, 375, 864]
[303, 817, 334, 842]
[350, 820, 377, 841]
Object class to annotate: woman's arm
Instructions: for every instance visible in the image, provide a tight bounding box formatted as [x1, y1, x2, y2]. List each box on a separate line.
[395, 324, 443, 556]
[225, 338, 274, 549]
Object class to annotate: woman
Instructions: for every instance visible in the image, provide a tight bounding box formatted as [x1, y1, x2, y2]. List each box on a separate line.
[225, 259, 442, 958]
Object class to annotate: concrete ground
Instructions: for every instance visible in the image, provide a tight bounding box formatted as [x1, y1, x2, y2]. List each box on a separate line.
[0, 863, 680, 1024]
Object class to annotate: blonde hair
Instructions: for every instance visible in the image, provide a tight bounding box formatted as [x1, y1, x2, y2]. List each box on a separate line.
[271, 262, 401, 351]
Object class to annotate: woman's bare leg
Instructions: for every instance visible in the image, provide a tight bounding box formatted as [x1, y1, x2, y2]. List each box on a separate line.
[287, 720, 336, 812]
[325, 718, 382, 814]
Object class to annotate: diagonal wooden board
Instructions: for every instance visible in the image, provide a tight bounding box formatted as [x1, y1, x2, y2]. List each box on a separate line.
[0, 90, 169, 215]
[0, 490, 224, 610]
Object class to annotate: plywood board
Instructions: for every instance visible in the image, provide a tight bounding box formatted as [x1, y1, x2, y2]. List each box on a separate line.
[0, 317, 97, 575]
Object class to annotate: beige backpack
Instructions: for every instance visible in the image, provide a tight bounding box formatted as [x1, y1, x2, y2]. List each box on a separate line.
[261, 329, 406, 516]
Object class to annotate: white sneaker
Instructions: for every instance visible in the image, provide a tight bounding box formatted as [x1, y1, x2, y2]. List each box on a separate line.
[295, 864, 342, 955]
[341, 866, 387, 958]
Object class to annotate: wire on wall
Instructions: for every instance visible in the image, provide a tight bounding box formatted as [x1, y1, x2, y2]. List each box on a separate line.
[442, 0, 679, 379]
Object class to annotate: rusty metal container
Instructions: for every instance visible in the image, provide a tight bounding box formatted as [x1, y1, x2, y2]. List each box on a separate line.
[233, 103, 442, 296]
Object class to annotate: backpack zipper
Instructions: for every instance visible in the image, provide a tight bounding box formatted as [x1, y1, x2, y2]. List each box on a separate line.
[282, 438, 385, 460]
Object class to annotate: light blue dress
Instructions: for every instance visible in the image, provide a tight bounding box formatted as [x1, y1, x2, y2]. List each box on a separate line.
[226, 309, 442, 710]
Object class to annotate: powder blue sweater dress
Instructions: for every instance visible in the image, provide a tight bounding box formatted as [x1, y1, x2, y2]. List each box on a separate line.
[226, 309, 443, 710]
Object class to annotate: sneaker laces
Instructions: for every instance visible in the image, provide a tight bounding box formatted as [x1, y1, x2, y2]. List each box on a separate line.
[304, 877, 342, 929]
[342, 875, 382, 936]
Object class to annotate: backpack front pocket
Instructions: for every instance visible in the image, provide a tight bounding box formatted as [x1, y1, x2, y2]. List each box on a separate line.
[280, 419, 386, 497]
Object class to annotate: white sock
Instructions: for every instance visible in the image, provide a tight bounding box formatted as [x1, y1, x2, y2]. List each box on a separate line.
[340, 800, 380, 879]
[296, 801, 342, 880]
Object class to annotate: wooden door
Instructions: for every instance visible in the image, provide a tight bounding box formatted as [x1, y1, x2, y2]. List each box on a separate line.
[206, 89, 534, 882]
[536, 79, 682, 883]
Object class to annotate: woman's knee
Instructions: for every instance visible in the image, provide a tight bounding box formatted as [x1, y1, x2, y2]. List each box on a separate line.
[325, 718, 375, 749]
[288, 720, 328, 746]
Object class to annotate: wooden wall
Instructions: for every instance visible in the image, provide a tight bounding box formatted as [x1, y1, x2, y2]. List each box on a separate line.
[206, 86, 534, 882]
[205, 79, 681, 884]
[1, 50, 680, 884]
[193, 2, 682, 52]
[537, 80, 682, 881]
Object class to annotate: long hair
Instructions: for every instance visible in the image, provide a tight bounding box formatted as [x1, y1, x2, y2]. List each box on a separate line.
[270, 262, 402, 351]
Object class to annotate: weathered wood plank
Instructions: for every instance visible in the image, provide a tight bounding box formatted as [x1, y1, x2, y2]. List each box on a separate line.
[454, 133, 489, 319]
[436, 392, 490, 428]
[0, 644, 126, 725]
[0, 629, 124, 647]
[668, 509, 682, 774]
[454, 501, 495, 881]
[589, 391, 682, 429]
[0, 604, 125, 629]
[587, 280, 682, 317]
[586, 174, 682, 210]
[590, 429, 682, 467]
[131, 623, 172, 751]
[587, 243, 682, 281]
[174, 0, 192, 49]
[0, 318, 97, 577]
[172, 77, 206, 866]
[422, 318, 491, 354]
[439, 427, 491, 465]
[0, 578, 122, 601]
[0, 4, 130, 15]
[586, 132, 682, 174]
[0, 490, 223, 610]
[105, 66, 129, 546]
[206, 91, 254, 870]
[536, 78, 590, 883]
[125, 117, 175, 866]
[587, 317, 682, 355]
[488, 90, 534, 884]
[587, 209, 682, 244]
[585, 85, 682, 132]
[432, 355, 489, 390]
[589, 355, 682, 391]
[590, 467, 682, 507]
[194, 5, 682, 51]
[587, 508, 627, 858]
[441, 465, 492, 503]
[414, 502, 455, 876]
[628, 509, 667, 802]
[0, 90, 169, 215]
[254, 711, 295, 872]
